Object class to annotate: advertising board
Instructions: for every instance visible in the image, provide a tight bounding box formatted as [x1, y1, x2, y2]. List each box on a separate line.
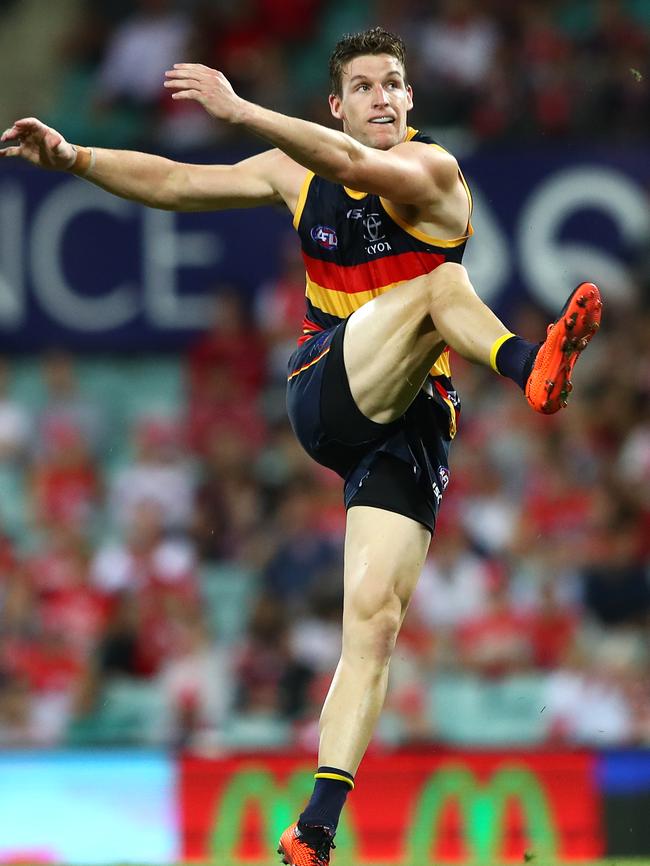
[180, 750, 603, 864]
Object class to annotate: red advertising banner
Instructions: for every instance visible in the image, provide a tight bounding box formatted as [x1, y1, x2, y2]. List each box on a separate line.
[180, 749, 604, 864]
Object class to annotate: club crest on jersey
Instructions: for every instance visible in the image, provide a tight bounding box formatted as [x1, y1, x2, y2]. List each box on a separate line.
[311, 225, 338, 250]
[362, 213, 392, 255]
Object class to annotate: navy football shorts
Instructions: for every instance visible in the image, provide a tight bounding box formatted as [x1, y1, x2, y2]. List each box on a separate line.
[286, 319, 452, 533]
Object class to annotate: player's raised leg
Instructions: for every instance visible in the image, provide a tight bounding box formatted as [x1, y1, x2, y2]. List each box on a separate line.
[343, 261, 511, 423]
[342, 262, 601, 423]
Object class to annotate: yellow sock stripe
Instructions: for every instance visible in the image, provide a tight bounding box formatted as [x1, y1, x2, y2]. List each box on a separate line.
[489, 332, 516, 374]
[314, 772, 355, 790]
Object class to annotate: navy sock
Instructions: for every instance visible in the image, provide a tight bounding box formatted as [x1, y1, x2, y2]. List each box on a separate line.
[298, 766, 354, 832]
[494, 335, 539, 390]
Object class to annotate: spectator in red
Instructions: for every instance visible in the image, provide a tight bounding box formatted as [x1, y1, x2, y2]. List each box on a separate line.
[25, 520, 92, 600]
[29, 419, 101, 528]
[517, 4, 573, 136]
[22, 520, 110, 657]
[4, 628, 87, 745]
[455, 565, 535, 677]
[187, 284, 266, 401]
[526, 580, 578, 670]
[187, 366, 267, 456]
[187, 286, 267, 455]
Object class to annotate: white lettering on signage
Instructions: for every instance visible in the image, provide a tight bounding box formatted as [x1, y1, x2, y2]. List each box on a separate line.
[517, 166, 648, 307]
[0, 181, 24, 325]
[30, 182, 138, 329]
[0, 179, 222, 332]
[143, 209, 221, 327]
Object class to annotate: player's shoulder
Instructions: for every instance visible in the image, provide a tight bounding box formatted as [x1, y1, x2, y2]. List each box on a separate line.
[394, 136, 459, 188]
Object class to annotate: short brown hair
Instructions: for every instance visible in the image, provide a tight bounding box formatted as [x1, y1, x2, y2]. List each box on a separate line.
[329, 26, 407, 96]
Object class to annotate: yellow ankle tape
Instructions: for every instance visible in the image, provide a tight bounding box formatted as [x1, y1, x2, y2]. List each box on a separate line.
[314, 772, 355, 790]
[489, 332, 516, 374]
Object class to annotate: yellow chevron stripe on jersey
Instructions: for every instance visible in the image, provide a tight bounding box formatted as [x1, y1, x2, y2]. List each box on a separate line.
[306, 275, 393, 317]
[293, 170, 315, 230]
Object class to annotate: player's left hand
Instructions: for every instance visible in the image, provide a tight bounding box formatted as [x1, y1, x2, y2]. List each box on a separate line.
[163, 64, 244, 123]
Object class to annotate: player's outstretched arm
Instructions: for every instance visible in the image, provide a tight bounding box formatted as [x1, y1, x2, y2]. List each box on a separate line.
[164, 63, 456, 206]
[0, 117, 291, 211]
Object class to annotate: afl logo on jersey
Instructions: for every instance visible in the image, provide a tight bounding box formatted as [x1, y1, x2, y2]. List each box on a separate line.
[311, 225, 338, 250]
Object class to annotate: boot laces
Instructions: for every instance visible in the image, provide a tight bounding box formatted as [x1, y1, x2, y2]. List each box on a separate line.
[310, 836, 335, 865]
[299, 826, 336, 865]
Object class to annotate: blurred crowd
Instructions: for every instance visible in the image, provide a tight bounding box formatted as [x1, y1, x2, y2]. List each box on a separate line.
[1, 0, 648, 150]
[0, 0, 649, 753]
[0, 232, 649, 751]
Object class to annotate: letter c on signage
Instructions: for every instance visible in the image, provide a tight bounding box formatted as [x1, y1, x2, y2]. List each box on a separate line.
[30, 181, 138, 330]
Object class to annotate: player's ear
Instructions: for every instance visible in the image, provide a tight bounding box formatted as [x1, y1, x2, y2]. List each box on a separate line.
[406, 84, 414, 111]
[329, 93, 343, 121]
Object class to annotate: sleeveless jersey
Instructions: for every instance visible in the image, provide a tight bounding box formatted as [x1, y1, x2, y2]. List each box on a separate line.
[292, 127, 473, 438]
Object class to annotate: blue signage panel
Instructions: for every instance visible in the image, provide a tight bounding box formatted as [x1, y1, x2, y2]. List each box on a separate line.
[598, 749, 650, 793]
[1, 146, 648, 351]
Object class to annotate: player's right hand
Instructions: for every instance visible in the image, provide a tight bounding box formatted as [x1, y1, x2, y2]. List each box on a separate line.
[0, 118, 76, 170]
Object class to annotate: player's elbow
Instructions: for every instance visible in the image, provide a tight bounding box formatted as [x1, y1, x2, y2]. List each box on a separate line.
[155, 162, 192, 210]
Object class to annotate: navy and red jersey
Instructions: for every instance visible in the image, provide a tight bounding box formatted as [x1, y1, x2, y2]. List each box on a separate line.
[292, 127, 472, 437]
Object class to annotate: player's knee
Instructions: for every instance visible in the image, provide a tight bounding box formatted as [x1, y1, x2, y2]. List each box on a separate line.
[427, 262, 473, 306]
[344, 596, 402, 668]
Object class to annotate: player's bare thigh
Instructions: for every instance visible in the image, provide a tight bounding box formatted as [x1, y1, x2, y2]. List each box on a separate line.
[343, 262, 465, 424]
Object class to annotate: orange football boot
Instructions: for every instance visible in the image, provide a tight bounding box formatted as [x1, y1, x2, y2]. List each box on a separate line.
[525, 282, 602, 414]
[277, 822, 336, 866]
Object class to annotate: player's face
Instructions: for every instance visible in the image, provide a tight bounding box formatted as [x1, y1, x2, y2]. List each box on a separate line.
[329, 54, 413, 150]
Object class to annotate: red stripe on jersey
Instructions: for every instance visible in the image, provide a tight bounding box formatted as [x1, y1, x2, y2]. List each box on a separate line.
[302, 250, 446, 295]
